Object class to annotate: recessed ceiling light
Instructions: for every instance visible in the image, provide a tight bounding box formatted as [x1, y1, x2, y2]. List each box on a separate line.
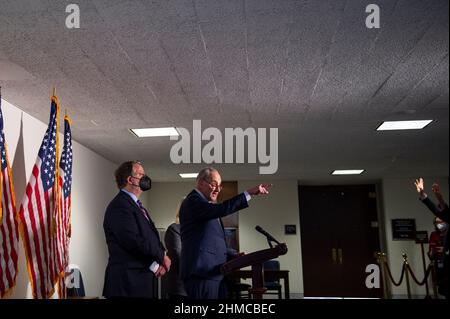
[130, 127, 179, 137]
[179, 173, 198, 179]
[376, 120, 432, 131]
[331, 170, 365, 175]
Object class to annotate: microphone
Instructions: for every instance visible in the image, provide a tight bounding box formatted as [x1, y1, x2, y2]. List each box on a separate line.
[255, 226, 280, 245]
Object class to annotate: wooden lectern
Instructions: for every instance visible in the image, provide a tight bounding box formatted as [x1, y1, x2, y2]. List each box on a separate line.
[221, 243, 288, 299]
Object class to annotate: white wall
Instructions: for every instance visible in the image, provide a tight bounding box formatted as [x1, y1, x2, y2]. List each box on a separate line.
[65, 141, 117, 297]
[238, 180, 303, 295]
[2, 99, 117, 298]
[381, 177, 449, 297]
[146, 181, 194, 229]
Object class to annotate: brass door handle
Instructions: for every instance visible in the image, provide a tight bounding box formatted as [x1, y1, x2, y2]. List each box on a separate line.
[332, 248, 337, 264]
[338, 248, 343, 264]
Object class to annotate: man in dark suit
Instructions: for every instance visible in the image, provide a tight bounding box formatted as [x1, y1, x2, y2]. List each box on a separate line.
[415, 178, 449, 299]
[103, 161, 171, 298]
[180, 167, 271, 299]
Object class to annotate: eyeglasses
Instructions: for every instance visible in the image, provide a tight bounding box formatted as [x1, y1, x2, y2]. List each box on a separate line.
[130, 172, 145, 179]
[203, 179, 222, 190]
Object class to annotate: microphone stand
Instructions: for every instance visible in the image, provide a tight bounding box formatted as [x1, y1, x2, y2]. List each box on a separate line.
[267, 238, 274, 249]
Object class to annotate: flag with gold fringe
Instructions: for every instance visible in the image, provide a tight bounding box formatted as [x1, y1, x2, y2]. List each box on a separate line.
[0, 93, 20, 298]
[18, 95, 61, 298]
[56, 112, 72, 299]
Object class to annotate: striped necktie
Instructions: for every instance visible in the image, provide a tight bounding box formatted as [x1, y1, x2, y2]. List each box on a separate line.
[136, 199, 150, 221]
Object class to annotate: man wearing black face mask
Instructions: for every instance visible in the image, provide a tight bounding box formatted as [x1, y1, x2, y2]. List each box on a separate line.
[102, 161, 171, 298]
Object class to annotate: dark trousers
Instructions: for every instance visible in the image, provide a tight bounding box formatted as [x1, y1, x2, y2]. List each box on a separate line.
[439, 255, 449, 299]
[184, 277, 228, 299]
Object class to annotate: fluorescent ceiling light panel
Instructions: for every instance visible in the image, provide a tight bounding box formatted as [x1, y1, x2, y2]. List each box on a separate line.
[179, 173, 198, 179]
[332, 170, 364, 175]
[131, 127, 179, 137]
[376, 120, 432, 131]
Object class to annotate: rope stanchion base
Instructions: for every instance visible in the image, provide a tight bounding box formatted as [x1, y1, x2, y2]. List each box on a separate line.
[376, 252, 439, 299]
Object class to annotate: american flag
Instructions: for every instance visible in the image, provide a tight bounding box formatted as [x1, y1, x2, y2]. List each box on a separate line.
[0, 96, 19, 298]
[19, 95, 60, 299]
[56, 114, 72, 299]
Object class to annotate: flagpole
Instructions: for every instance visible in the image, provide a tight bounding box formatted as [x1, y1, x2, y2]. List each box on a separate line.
[53, 92, 63, 298]
[54, 96, 60, 235]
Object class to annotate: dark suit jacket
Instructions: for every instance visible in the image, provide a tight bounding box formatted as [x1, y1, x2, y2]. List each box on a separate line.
[102, 191, 165, 298]
[180, 190, 248, 281]
[163, 223, 187, 296]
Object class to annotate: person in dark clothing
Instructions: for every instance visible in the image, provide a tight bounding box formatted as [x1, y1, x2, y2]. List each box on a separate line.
[428, 216, 448, 297]
[102, 161, 171, 298]
[163, 210, 187, 300]
[180, 167, 271, 299]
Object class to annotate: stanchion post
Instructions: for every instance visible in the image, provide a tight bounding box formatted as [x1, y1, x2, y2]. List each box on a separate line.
[381, 253, 392, 299]
[376, 252, 391, 299]
[402, 253, 412, 299]
[375, 252, 387, 299]
[419, 242, 430, 298]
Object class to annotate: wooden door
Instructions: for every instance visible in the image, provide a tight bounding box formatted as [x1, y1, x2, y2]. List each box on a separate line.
[299, 185, 382, 298]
